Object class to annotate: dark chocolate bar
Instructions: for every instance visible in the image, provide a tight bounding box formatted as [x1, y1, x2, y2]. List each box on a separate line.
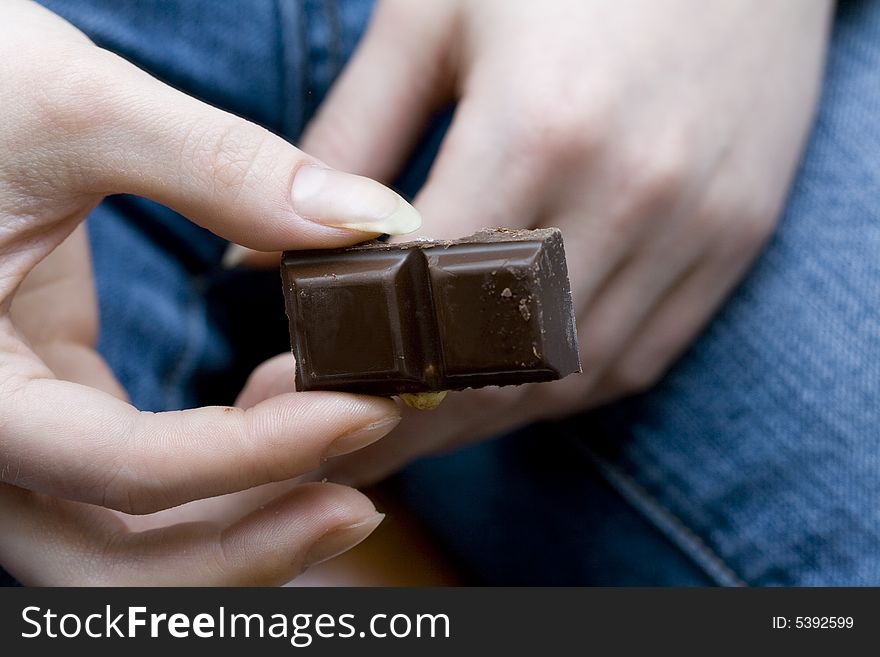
[281, 228, 581, 396]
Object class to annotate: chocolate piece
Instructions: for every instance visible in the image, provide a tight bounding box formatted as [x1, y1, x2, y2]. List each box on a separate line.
[281, 228, 581, 396]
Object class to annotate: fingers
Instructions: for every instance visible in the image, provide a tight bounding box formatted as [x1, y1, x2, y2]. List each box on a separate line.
[28, 341, 129, 400]
[586, 236, 765, 405]
[240, 349, 533, 487]
[8, 45, 420, 254]
[554, 165, 688, 319]
[229, 100, 513, 266]
[241, 354, 531, 487]
[237, 353, 421, 487]
[11, 224, 96, 347]
[318, 386, 528, 487]
[100, 53, 418, 246]
[0, 481, 382, 586]
[575, 224, 707, 390]
[300, 0, 456, 182]
[0, 376, 400, 514]
[411, 98, 538, 238]
[10, 224, 128, 399]
[236, 352, 299, 408]
[1, 34, 423, 299]
[0, 39, 416, 518]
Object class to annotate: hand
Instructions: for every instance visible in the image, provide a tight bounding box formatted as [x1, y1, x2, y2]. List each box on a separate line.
[0, 0, 421, 584]
[290, 0, 833, 484]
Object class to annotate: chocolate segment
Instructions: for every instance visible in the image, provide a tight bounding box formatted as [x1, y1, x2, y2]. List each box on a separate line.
[282, 228, 581, 396]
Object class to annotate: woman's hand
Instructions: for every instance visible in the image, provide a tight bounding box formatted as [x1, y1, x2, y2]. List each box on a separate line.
[286, 0, 834, 484]
[0, 0, 421, 585]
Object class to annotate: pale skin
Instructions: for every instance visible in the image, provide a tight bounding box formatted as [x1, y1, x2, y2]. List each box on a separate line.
[245, 0, 835, 486]
[0, 0, 423, 585]
[1, 0, 833, 584]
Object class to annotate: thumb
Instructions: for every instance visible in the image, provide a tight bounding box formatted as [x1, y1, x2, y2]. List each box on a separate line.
[63, 49, 422, 252]
[300, 0, 457, 181]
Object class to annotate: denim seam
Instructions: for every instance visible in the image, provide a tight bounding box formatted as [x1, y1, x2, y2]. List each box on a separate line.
[298, 0, 313, 133]
[275, 0, 305, 138]
[271, 0, 288, 136]
[568, 434, 747, 587]
[324, 0, 343, 75]
[161, 277, 206, 410]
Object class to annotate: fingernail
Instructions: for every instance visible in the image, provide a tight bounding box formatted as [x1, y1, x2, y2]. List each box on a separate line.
[291, 165, 421, 235]
[323, 415, 400, 459]
[302, 512, 385, 569]
[222, 243, 259, 269]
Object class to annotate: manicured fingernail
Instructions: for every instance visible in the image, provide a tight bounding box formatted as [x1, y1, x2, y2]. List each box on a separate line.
[222, 243, 259, 269]
[302, 512, 385, 569]
[292, 166, 421, 235]
[323, 415, 401, 459]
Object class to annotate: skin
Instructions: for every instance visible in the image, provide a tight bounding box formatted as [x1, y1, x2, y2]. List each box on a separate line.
[0, 0, 421, 585]
[243, 0, 834, 486]
[1, 0, 834, 583]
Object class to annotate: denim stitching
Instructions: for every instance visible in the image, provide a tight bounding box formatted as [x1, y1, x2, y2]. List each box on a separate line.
[271, 0, 288, 136]
[568, 432, 748, 587]
[274, 0, 306, 138]
[299, 0, 315, 132]
[324, 0, 343, 75]
[161, 276, 207, 410]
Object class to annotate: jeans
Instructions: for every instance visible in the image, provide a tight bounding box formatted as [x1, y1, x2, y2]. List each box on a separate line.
[5, 0, 878, 586]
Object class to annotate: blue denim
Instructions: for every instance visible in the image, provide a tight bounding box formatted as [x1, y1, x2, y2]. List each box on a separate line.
[4, 0, 877, 586]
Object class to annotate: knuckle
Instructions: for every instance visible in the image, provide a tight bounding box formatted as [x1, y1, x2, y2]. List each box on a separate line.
[733, 207, 778, 251]
[535, 378, 590, 420]
[577, 322, 619, 375]
[699, 191, 779, 256]
[605, 200, 648, 239]
[602, 143, 690, 237]
[608, 358, 664, 396]
[87, 533, 125, 585]
[209, 532, 236, 579]
[28, 49, 124, 137]
[376, 0, 422, 24]
[6, 48, 139, 192]
[629, 145, 688, 211]
[97, 464, 149, 515]
[305, 103, 361, 169]
[510, 91, 603, 165]
[96, 414, 173, 515]
[186, 120, 273, 204]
